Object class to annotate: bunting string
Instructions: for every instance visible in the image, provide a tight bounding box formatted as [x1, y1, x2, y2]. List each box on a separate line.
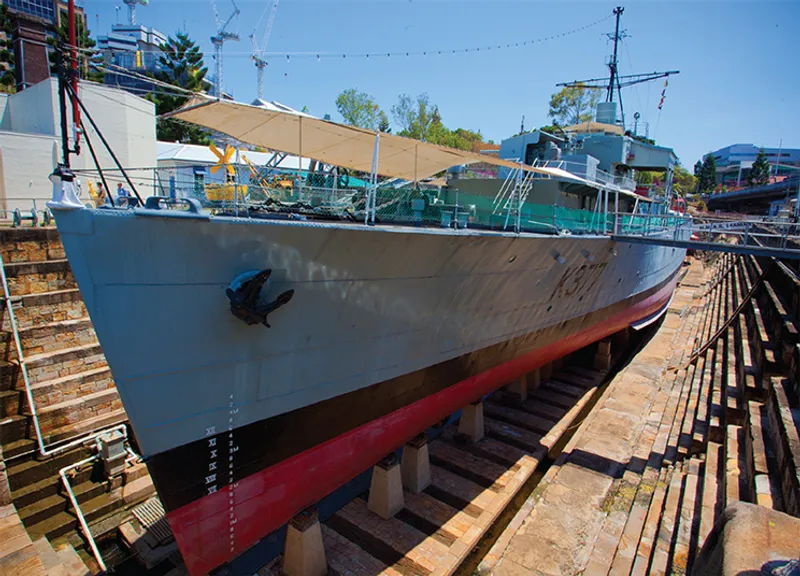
[256, 13, 613, 62]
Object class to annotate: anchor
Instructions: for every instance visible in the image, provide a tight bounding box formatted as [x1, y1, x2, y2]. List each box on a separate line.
[225, 269, 294, 328]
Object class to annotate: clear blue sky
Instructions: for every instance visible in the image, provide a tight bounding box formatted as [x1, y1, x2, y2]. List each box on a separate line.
[85, 0, 799, 167]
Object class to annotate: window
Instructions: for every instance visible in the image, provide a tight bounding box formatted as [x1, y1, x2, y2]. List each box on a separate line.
[5, 0, 56, 23]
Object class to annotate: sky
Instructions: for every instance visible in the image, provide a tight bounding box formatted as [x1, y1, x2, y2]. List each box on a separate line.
[84, 0, 800, 167]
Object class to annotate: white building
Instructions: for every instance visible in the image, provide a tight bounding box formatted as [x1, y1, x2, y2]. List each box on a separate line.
[0, 77, 157, 214]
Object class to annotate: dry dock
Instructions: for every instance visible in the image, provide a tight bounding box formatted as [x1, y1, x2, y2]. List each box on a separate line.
[255, 252, 800, 576]
[2, 228, 800, 576]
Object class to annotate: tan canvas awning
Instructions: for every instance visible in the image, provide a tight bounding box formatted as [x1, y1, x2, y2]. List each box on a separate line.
[166, 97, 564, 182]
[562, 121, 624, 135]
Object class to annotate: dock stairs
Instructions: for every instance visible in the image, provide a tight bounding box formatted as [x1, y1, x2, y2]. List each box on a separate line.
[583, 251, 800, 575]
[0, 227, 155, 572]
[481, 251, 800, 576]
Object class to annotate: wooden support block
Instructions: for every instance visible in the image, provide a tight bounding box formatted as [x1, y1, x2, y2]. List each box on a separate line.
[367, 454, 404, 519]
[528, 368, 541, 390]
[458, 401, 484, 442]
[505, 374, 528, 401]
[614, 327, 630, 349]
[594, 339, 612, 370]
[283, 507, 326, 576]
[401, 434, 430, 494]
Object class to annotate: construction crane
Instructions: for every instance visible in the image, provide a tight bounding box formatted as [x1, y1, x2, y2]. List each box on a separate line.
[122, 0, 148, 26]
[210, 0, 240, 98]
[249, 0, 279, 100]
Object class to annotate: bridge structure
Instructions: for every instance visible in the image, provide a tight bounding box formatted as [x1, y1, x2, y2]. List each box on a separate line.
[705, 174, 800, 214]
[611, 212, 800, 261]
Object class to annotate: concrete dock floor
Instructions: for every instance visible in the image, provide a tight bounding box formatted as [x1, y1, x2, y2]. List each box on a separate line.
[482, 259, 707, 576]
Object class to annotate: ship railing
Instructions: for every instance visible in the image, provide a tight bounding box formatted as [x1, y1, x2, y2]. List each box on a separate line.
[611, 211, 800, 258]
[530, 159, 636, 192]
[99, 166, 800, 252]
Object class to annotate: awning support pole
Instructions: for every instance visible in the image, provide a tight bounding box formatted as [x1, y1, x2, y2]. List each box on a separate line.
[614, 189, 619, 235]
[515, 160, 523, 233]
[298, 117, 303, 192]
[414, 144, 418, 186]
[234, 145, 240, 217]
[366, 132, 380, 224]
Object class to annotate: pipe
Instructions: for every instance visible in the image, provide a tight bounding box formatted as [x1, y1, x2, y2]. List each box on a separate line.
[60, 455, 106, 573]
[68, 0, 81, 149]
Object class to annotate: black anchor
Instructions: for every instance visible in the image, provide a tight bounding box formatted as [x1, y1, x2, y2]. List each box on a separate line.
[225, 269, 294, 328]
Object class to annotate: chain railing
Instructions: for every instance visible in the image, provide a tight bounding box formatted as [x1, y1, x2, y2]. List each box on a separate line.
[0, 198, 55, 227]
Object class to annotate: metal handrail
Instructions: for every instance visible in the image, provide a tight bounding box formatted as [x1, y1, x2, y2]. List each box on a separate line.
[60, 454, 107, 573]
[1, 251, 129, 460]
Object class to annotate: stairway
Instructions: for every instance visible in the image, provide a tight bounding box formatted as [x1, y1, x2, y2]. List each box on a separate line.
[0, 227, 156, 570]
[0, 228, 126, 456]
[582, 251, 800, 576]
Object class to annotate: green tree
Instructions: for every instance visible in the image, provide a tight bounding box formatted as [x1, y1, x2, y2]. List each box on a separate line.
[335, 88, 382, 130]
[48, 11, 104, 82]
[672, 165, 697, 197]
[149, 32, 210, 144]
[548, 84, 601, 126]
[636, 171, 659, 185]
[697, 153, 717, 194]
[391, 93, 436, 140]
[377, 110, 390, 133]
[747, 148, 771, 187]
[0, 6, 15, 92]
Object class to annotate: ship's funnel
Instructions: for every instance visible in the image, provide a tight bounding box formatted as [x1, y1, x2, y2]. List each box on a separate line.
[595, 102, 618, 125]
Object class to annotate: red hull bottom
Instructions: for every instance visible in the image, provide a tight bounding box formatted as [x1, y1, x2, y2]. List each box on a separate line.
[167, 276, 678, 575]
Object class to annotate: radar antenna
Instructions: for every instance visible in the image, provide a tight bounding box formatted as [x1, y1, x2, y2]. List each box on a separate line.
[556, 6, 679, 129]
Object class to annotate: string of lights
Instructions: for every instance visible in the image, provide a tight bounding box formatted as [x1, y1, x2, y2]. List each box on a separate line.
[68, 12, 612, 63]
[250, 13, 612, 61]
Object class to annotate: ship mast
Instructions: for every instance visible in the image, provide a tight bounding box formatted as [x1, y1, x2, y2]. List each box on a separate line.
[557, 5, 679, 130]
[606, 6, 624, 104]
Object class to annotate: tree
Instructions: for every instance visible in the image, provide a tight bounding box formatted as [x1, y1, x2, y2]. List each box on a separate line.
[697, 153, 717, 194]
[377, 110, 390, 133]
[391, 93, 435, 140]
[48, 11, 104, 82]
[548, 84, 600, 126]
[672, 165, 697, 197]
[335, 89, 381, 130]
[0, 6, 15, 93]
[748, 148, 771, 187]
[149, 32, 210, 144]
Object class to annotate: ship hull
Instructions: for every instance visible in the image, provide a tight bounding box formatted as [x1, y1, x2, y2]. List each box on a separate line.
[160, 272, 678, 575]
[51, 205, 686, 574]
